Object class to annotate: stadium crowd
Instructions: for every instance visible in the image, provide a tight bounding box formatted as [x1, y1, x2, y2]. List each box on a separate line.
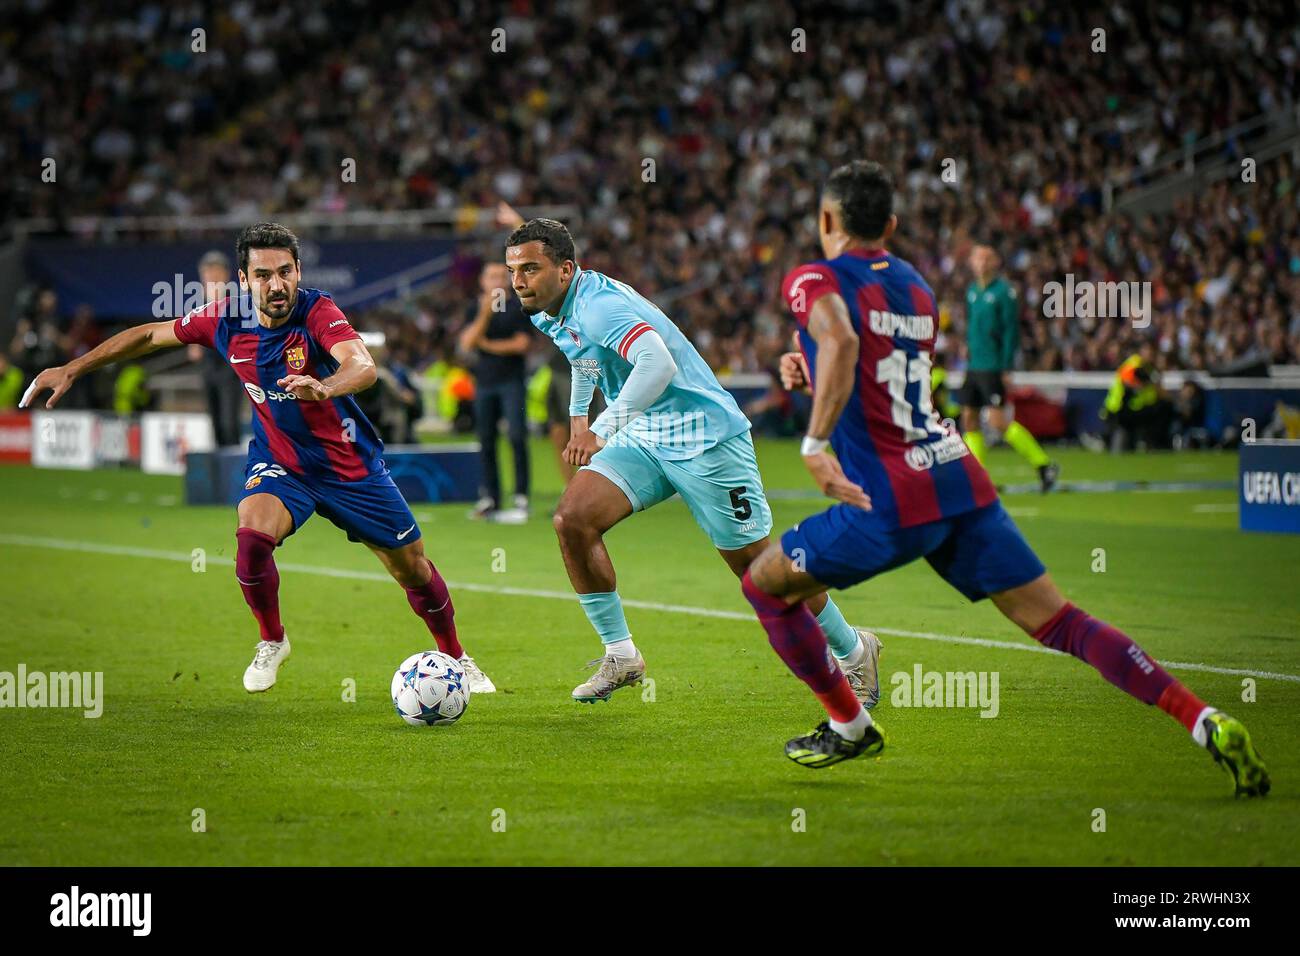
[3, 0, 1298, 404]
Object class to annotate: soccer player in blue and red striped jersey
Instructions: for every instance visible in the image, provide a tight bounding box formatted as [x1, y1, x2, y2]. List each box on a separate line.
[21, 223, 495, 696]
[741, 162, 1269, 796]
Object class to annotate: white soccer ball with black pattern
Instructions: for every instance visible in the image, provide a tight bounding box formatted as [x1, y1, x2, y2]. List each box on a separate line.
[391, 651, 470, 726]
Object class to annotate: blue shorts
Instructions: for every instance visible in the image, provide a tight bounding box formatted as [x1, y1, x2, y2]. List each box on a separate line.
[238, 458, 421, 550]
[584, 431, 773, 550]
[781, 499, 1045, 601]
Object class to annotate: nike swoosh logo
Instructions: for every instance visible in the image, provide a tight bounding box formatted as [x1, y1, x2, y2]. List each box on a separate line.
[230, 356, 254, 364]
[396, 524, 416, 540]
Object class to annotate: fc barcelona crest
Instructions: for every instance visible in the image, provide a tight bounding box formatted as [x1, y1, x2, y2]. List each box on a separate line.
[285, 345, 306, 371]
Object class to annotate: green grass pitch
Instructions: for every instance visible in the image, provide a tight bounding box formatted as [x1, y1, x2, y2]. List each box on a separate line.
[0, 443, 1297, 866]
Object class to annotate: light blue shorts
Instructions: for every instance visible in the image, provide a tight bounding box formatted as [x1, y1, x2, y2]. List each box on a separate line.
[584, 430, 773, 550]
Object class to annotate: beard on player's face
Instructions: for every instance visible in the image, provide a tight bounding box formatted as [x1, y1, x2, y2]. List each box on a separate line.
[260, 285, 295, 317]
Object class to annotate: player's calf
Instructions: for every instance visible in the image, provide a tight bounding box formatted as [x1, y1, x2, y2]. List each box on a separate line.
[741, 560, 878, 760]
[1000, 577, 1271, 796]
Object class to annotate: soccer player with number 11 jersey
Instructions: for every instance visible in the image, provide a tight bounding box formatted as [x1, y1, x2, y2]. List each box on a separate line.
[742, 161, 1269, 797]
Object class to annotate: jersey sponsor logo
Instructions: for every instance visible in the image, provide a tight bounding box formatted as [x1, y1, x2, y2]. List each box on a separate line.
[867, 309, 935, 340]
[396, 523, 417, 540]
[230, 355, 254, 364]
[905, 432, 971, 471]
[572, 358, 601, 380]
[243, 382, 300, 405]
[284, 345, 306, 371]
[870, 261, 889, 270]
[328, 318, 348, 328]
[787, 271, 826, 298]
[904, 445, 935, 471]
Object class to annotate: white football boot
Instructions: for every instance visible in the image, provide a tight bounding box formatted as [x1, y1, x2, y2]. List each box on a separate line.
[458, 655, 496, 693]
[571, 653, 647, 702]
[243, 636, 291, 693]
[840, 628, 884, 709]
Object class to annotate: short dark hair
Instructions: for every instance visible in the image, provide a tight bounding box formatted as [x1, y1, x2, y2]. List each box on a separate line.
[824, 161, 894, 240]
[506, 218, 576, 264]
[236, 222, 301, 274]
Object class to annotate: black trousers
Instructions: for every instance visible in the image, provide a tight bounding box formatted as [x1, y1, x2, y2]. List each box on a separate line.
[205, 375, 244, 447]
[474, 378, 530, 505]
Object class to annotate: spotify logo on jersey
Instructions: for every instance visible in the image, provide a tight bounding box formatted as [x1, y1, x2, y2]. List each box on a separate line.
[244, 382, 266, 404]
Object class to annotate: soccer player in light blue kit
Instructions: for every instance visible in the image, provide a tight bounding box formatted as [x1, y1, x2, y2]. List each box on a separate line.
[505, 219, 882, 703]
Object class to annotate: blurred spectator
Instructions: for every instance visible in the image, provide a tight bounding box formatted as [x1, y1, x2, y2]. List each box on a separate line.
[1172, 380, 1211, 449]
[2, 1, 1296, 401]
[458, 263, 532, 523]
[1101, 342, 1175, 451]
[0, 353, 23, 409]
[189, 250, 244, 445]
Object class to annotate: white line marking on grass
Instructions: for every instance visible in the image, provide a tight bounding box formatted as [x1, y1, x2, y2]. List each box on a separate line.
[1004, 507, 1039, 518]
[1192, 503, 1237, 513]
[3, 532, 1298, 684]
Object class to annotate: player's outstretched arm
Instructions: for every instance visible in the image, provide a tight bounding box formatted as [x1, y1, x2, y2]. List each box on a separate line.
[279, 339, 377, 401]
[801, 294, 871, 510]
[19, 319, 182, 410]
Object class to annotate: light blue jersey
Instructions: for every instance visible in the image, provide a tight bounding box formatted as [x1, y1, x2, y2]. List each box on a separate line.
[530, 267, 751, 460]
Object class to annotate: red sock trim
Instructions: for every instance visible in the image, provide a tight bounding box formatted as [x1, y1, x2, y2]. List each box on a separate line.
[1032, 601, 1076, 642]
[1157, 682, 1207, 732]
[815, 676, 863, 723]
[236, 527, 278, 548]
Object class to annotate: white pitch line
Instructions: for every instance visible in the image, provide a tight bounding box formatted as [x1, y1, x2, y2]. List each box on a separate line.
[2, 532, 1298, 684]
[1192, 503, 1237, 513]
[1003, 507, 1039, 518]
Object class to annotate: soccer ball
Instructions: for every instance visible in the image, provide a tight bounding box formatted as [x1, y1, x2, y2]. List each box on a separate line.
[391, 651, 470, 726]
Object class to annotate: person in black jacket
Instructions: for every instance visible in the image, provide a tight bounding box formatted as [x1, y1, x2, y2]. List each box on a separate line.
[459, 262, 532, 523]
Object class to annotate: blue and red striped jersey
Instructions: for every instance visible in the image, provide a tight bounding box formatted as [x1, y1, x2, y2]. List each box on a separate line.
[173, 288, 384, 481]
[782, 248, 997, 528]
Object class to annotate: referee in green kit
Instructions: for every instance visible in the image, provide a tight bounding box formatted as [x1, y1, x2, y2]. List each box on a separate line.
[961, 245, 1058, 492]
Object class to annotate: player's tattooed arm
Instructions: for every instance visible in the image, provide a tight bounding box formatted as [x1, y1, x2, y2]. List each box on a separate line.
[801, 295, 871, 510]
[278, 339, 377, 401]
[20, 319, 181, 409]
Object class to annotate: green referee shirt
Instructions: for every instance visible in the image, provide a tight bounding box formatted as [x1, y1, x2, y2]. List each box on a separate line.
[964, 276, 1020, 372]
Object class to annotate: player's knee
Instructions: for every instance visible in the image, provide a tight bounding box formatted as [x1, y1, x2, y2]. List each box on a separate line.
[744, 546, 783, 595]
[551, 503, 591, 543]
[388, 547, 430, 589]
[392, 564, 427, 589]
